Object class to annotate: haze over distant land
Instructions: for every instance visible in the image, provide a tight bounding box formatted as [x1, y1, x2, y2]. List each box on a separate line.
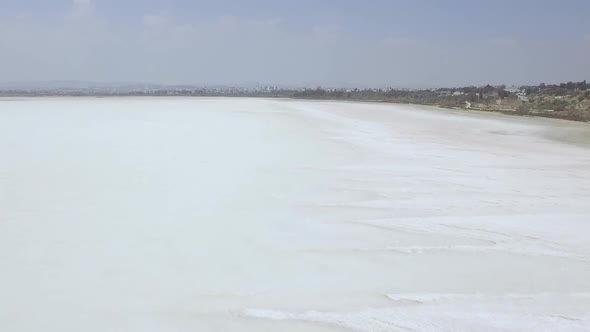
[1, 0, 589, 87]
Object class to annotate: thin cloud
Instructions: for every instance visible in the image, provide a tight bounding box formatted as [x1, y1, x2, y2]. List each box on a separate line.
[0, 0, 587, 86]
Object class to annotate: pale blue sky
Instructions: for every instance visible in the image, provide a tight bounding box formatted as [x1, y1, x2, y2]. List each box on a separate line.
[1, 0, 588, 87]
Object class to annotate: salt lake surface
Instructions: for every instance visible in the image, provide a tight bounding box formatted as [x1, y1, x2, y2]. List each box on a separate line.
[1, 98, 590, 331]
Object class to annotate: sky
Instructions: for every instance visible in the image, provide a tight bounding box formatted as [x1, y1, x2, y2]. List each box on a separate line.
[1, 0, 589, 87]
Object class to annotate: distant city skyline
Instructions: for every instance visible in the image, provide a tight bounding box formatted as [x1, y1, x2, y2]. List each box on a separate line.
[1, 0, 589, 87]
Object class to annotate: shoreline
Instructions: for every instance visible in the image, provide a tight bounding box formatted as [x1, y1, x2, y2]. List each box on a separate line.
[2, 95, 589, 124]
[288, 97, 590, 123]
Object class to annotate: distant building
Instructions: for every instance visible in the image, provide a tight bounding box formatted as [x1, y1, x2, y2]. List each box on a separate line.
[506, 86, 520, 94]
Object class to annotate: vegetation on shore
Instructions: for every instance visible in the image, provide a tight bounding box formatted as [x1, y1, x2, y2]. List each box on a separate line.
[2, 81, 589, 122]
[291, 81, 590, 122]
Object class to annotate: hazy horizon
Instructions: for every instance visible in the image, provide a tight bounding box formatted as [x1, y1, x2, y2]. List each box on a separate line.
[0, 78, 587, 90]
[1, 0, 589, 87]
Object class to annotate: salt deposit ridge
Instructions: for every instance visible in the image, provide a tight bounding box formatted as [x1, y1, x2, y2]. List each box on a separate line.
[1, 98, 590, 331]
